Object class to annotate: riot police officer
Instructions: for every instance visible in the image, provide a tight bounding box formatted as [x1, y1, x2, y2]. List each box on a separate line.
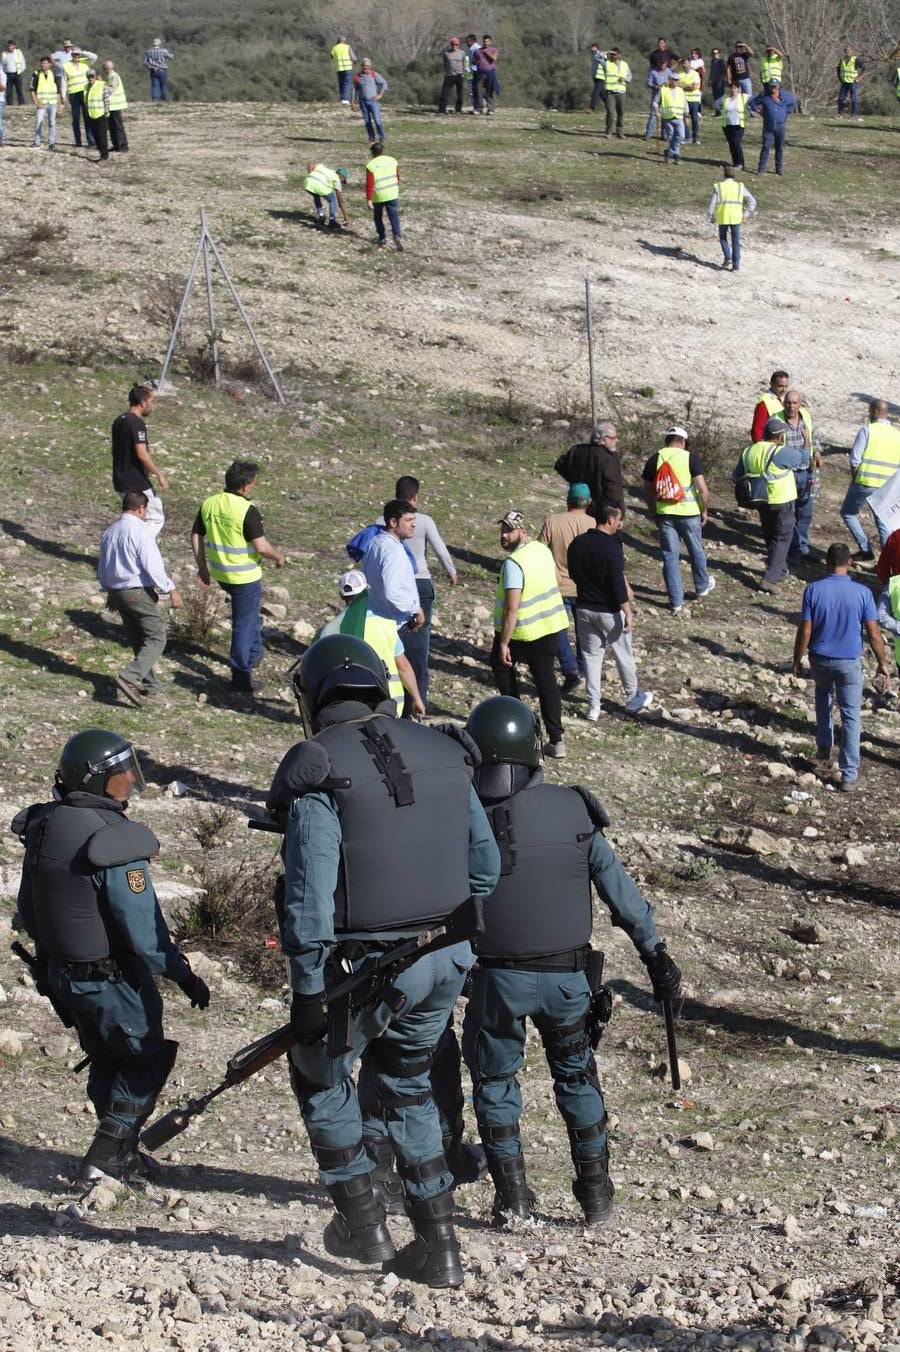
[12, 729, 210, 1183]
[266, 635, 500, 1288]
[461, 695, 681, 1225]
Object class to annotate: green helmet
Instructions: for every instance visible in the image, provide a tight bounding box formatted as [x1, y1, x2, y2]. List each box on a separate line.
[55, 729, 146, 797]
[466, 696, 541, 768]
[293, 634, 391, 732]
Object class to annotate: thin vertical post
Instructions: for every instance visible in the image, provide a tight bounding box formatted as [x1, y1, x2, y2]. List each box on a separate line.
[585, 278, 597, 429]
[200, 208, 221, 387]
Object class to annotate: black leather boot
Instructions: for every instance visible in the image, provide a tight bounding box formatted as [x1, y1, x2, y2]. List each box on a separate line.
[487, 1152, 535, 1225]
[81, 1118, 153, 1184]
[572, 1145, 615, 1222]
[364, 1135, 406, 1215]
[384, 1190, 463, 1288]
[323, 1174, 396, 1264]
[444, 1132, 488, 1188]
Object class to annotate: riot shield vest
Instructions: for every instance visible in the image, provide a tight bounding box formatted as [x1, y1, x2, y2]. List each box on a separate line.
[317, 716, 474, 933]
[26, 794, 128, 962]
[479, 780, 594, 960]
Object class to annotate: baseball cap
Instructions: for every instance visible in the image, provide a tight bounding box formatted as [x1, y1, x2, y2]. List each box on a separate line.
[665, 425, 688, 440]
[153, 36, 163, 45]
[764, 415, 787, 437]
[338, 569, 367, 598]
[567, 483, 591, 505]
[498, 510, 526, 530]
[767, 77, 780, 86]
[337, 167, 349, 182]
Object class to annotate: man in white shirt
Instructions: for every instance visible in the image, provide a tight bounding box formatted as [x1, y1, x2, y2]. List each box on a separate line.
[362, 498, 426, 631]
[97, 492, 181, 706]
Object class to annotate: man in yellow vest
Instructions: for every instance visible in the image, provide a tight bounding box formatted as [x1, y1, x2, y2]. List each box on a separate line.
[837, 44, 862, 117]
[733, 417, 807, 592]
[191, 460, 286, 696]
[62, 46, 95, 147]
[304, 162, 350, 230]
[317, 570, 424, 716]
[366, 140, 402, 251]
[601, 47, 632, 138]
[706, 165, 756, 272]
[658, 69, 686, 164]
[641, 425, 713, 614]
[491, 510, 569, 758]
[85, 68, 110, 162]
[102, 59, 128, 153]
[751, 370, 789, 442]
[30, 56, 63, 151]
[678, 57, 702, 144]
[841, 399, 900, 561]
[758, 46, 784, 87]
[331, 36, 356, 104]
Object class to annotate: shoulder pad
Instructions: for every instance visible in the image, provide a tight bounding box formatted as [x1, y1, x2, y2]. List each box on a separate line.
[267, 740, 333, 811]
[430, 722, 482, 771]
[87, 820, 160, 869]
[10, 802, 51, 843]
[570, 784, 611, 831]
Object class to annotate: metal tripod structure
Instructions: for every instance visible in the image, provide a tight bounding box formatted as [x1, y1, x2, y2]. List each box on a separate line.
[159, 207, 285, 405]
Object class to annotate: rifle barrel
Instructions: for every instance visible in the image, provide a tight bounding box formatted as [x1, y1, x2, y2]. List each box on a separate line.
[663, 996, 681, 1091]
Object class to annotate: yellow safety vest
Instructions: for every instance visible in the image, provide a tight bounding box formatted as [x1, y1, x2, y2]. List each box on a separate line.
[363, 614, 404, 714]
[86, 77, 106, 118]
[896, 65, 900, 98]
[888, 575, 900, 665]
[856, 422, 900, 490]
[304, 163, 339, 196]
[679, 69, 701, 103]
[713, 178, 747, 225]
[839, 56, 858, 83]
[660, 86, 686, 120]
[759, 55, 784, 84]
[776, 407, 814, 448]
[605, 60, 630, 94]
[35, 70, 59, 105]
[200, 492, 263, 585]
[741, 441, 797, 505]
[493, 539, 568, 641]
[366, 153, 399, 203]
[756, 391, 784, 418]
[721, 91, 749, 126]
[64, 58, 89, 94]
[654, 447, 700, 516]
[331, 42, 353, 72]
[106, 73, 127, 111]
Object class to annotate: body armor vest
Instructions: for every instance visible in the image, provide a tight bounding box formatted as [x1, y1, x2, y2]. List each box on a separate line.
[479, 780, 595, 960]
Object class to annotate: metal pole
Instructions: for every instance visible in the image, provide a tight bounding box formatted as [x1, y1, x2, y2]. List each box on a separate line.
[158, 228, 206, 388]
[200, 208, 221, 387]
[205, 233, 286, 405]
[585, 277, 597, 429]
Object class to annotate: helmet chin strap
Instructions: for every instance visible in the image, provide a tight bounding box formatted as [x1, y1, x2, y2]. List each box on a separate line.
[474, 762, 533, 802]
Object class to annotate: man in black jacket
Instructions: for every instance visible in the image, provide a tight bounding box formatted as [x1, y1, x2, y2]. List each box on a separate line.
[555, 422, 625, 516]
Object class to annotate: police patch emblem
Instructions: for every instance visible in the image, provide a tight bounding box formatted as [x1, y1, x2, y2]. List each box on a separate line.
[126, 868, 146, 893]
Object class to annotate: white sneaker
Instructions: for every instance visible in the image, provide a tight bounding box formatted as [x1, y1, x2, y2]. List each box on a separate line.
[625, 691, 654, 714]
[586, 706, 601, 722]
[671, 604, 684, 616]
[697, 577, 716, 598]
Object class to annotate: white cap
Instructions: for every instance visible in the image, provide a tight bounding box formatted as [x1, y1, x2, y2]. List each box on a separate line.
[665, 425, 688, 440]
[338, 569, 367, 598]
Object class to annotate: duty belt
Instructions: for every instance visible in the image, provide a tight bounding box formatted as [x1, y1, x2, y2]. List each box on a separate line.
[63, 959, 122, 981]
[478, 947, 590, 973]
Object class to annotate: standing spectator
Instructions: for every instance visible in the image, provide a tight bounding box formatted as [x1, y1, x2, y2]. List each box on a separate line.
[568, 503, 654, 719]
[438, 37, 466, 115]
[837, 44, 862, 116]
[62, 47, 96, 147]
[554, 422, 625, 514]
[303, 161, 350, 230]
[31, 56, 63, 151]
[678, 56, 702, 144]
[394, 475, 458, 710]
[758, 45, 785, 86]
[538, 483, 593, 694]
[356, 58, 387, 141]
[479, 35, 500, 109]
[192, 461, 286, 696]
[0, 66, 5, 147]
[726, 42, 753, 96]
[111, 384, 168, 536]
[85, 67, 109, 162]
[330, 36, 356, 104]
[589, 43, 606, 113]
[491, 510, 569, 758]
[644, 62, 669, 139]
[3, 39, 26, 104]
[752, 369, 790, 442]
[144, 39, 174, 102]
[98, 492, 182, 707]
[602, 48, 632, 138]
[707, 164, 756, 272]
[708, 47, 727, 111]
[720, 81, 750, 168]
[50, 40, 74, 76]
[792, 543, 892, 789]
[659, 68, 687, 163]
[840, 399, 900, 560]
[648, 37, 677, 71]
[102, 59, 128, 153]
[641, 425, 713, 613]
[366, 140, 402, 251]
[748, 80, 797, 176]
[361, 498, 425, 630]
[778, 390, 823, 559]
[465, 35, 481, 111]
[733, 416, 806, 592]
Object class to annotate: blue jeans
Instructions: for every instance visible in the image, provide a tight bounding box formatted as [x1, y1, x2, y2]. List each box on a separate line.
[220, 578, 262, 690]
[645, 92, 660, 138]
[686, 101, 701, 141]
[791, 469, 814, 553]
[809, 655, 863, 781]
[34, 103, 58, 147]
[358, 95, 384, 140]
[149, 67, 169, 101]
[840, 480, 890, 551]
[556, 597, 580, 677]
[758, 126, 786, 173]
[718, 222, 742, 269]
[837, 82, 857, 114]
[738, 77, 752, 97]
[311, 190, 337, 222]
[0, 100, 4, 146]
[662, 118, 683, 159]
[657, 514, 709, 607]
[373, 198, 400, 242]
[337, 69, 352, 102]
[402, 577, 434, 709]
[289, 943, 475, 1199]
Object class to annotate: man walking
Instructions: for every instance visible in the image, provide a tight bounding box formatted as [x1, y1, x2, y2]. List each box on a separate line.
[641, 425, 713, 613]
[538, 483, 593, 693]
[394, 475, 458, 709]
[31, 55, 63, 150]
[568, 504, 653, 719]
[733, 416, 806, 592]
[330, 36, 356, 104]
[98, 492, 182, 707]
[792, 544, 892, 790]
[707, 165, 756, 272]
[361, 498, 424, 631]
[438, 38, 466, 115]
[366, 141, 402, 251]
[748, 79, 796, 176]
[144, 39, 174, 102]
[102, 59, 128, 153]
[840, 399, 900, 561]
[111, 384, 168, 536]
[554, 422, 625, 513]
[192, 460, 286, 695]
[491, 510, 569, 758]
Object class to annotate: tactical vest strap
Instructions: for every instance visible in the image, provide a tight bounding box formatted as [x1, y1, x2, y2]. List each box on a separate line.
[479, 946, 590, 972]
[570, 784, 611, 830]
[361, 724, 414, 806]
[488, 804, 516, 875]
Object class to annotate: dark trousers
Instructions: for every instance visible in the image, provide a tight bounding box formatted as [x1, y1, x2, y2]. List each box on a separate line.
[373, 198, 400, 242]
[590, 81, 606, 111]
[402, 577, 435, 712]
[6, 72, 24, 103]
[220, 578, 262, 690]
[438, 73, 463, 113]
[758, 125, 785, 173]
[90, 114, 109, 158]
[69, 90, 94, 145]
[759, 502, 796, 585]
[490, 630, 563, 743]
[605, 91, 625, 134]
[108, 109, 128, 152]
[723, 123, 745, 166]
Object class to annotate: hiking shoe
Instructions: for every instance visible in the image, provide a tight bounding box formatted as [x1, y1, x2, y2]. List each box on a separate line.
[394, 238, 404, 252]
[625, 691, 654, 714]
[543, 740, 566, 759]
[839, 777, 857, 793]
[115, 676, 144, 707]
[814, 746, 833, 764]
[561, 673, 581, 695]
[697, 577, 716, 598]
[851, 548, 875, 563]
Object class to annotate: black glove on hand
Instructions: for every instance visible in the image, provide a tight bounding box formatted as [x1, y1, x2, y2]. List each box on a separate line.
[643, 943, 682, 1001]
[291, 990, 328, 1045]
[182, 971, 211, 1010]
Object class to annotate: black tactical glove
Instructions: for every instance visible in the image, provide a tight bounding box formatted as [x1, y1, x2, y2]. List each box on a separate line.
[643, 943, 682, 1001]
[181, 971, 211, 1010]
[291, 990, 328, 1045]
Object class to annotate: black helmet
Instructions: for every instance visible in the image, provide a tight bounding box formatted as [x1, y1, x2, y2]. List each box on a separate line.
[467, 696, 541, 767]
[55, 729, 146, 797]
[294, 634, 391, 732]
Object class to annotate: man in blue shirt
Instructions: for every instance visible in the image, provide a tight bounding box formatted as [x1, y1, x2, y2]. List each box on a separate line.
[747, 80, 797, 175]
[361, 498, 425, 630]
[792, 543, 892, 790]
